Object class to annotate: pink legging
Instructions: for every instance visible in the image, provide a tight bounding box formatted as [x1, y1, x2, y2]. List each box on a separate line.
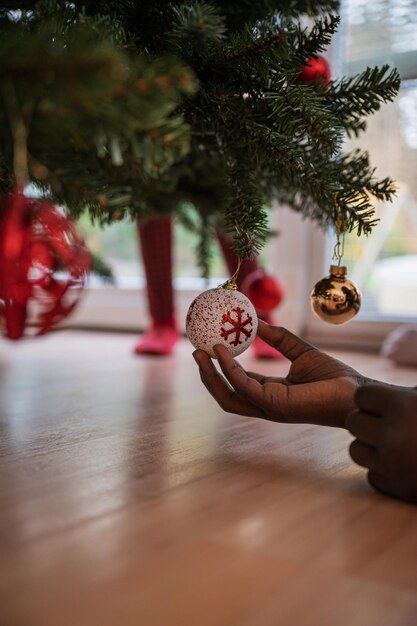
[138, 216, 259, 324]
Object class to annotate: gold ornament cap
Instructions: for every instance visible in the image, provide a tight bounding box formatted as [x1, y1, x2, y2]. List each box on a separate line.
[220, 278, 238, 291]
[329, 264, 347, 277]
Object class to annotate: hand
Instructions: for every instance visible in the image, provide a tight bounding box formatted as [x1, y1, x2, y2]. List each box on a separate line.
[346, 384, 417, 504]
[193, 320, 365, 427]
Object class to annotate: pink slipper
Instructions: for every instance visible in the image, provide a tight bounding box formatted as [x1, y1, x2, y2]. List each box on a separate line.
[134, 321, 179, 356]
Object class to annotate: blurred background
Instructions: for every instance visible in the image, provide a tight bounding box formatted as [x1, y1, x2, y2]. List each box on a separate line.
[70, 0, 417, 349]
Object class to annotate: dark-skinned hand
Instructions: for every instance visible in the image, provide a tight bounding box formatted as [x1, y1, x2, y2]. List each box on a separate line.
[346, 384, 417, 504]
[193, 320, 366, 428]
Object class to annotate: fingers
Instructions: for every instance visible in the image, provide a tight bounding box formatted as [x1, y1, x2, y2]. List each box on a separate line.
[368, 471, 417, 504]
[257, 320, 316, 362]
[349, 396, 384, 472]
[213, 344, 267, 407]
[345, 409, 381, 445]
[367, 471, 404, 501]
[367, 471, 392, 496]
[349, 440, 384, 473]
[193, 349, 264, 418]
[354, 383, 397, 415]
[193, 346, 290, 421]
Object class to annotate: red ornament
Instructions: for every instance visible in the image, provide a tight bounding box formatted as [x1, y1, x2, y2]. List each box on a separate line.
[298, 56, 331, 87]
[0, 190, 90, 340]
[241, 269, 284, 315]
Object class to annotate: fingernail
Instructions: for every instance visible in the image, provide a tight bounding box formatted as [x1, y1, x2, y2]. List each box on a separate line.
[213, 344, 221, 356]
[192, 351, 199, 363]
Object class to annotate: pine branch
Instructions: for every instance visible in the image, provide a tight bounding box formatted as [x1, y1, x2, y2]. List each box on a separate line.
[284, 14, 340, 71]
[279, 186, 379, 236]
[103, 0, 177, 55]
[218, 28, 288, 68]
[265, 86, 343, 155]
[90, 252, 115, 283]
[272, 0, 340, 14]
[207, 1, 340, 30]
[338, 150, 397, 202]
[248, 124, 305, 172]
[171, 2, 226, 45]
[0, 0, 400, 271]
[206, 15, 339, 95]
[196, 211, 215, 279]
[0, 7, 196, 191]
[224, 161, 269, 257]
[326, 65, 401, 135]
[264, 146, 384, 236]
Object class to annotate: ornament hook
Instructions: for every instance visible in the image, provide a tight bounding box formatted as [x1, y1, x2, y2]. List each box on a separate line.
[332, 204, 346, 266]
[221, 257, 242, 291]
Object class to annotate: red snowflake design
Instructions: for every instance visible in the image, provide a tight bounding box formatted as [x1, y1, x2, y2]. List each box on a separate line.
[220, 307, 253, 346]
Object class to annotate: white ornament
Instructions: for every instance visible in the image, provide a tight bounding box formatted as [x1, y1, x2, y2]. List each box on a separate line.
[186, 286, 258, 358]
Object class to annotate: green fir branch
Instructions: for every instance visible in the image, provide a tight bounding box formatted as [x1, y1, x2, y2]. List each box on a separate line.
[202, 1, 340, 31]
[218, 27, 288, 69]
[196, 211, 216, 279]
[287, 14, 340, 68]
[265, 86, 343, 155]
[171, 2, 226, 45]
[0, 0, 400, 269]
[326, 65, 401, 136]
[224, 161, 269, 257]
[0, 6, 197, 192]
[338, 150, 397, 203]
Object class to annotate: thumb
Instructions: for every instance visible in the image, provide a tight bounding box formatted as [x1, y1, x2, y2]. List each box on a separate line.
[257, 320, 316, 362]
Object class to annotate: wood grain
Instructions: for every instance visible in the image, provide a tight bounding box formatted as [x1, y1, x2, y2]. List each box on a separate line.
[0, 331, 416, 626]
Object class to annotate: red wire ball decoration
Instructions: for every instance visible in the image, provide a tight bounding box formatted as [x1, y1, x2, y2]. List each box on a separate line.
[241, 269, 284, 315]
[298, 55, 331, 87]
[0, 190, 90, 340]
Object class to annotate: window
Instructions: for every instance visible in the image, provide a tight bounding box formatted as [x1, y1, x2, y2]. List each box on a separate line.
[306, 0, 417, 346]
[71, 1, 417, 344]
[73, 211, 276, 332]
[340, 0, 417, 321]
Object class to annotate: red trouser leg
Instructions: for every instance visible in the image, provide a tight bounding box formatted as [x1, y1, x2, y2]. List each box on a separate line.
[216, 231, 284, 359]
[138, 216, 175, 325]
[216, 231, 258, 291]
[135, 216, 178, 355]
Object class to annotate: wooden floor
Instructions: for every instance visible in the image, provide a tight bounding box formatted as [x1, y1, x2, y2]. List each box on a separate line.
[0, 331, 417, 626]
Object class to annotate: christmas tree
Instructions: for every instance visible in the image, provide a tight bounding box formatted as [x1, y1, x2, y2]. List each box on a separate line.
[0, 0, 400, 267]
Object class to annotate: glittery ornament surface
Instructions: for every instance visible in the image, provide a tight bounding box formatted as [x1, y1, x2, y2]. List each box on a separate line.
[186, 287, 258, 357]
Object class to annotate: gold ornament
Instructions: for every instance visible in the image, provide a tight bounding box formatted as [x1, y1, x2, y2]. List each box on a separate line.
[310, 264, 361, 324]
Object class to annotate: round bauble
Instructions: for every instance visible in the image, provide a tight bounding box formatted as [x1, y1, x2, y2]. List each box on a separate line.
[241, 269, 284, 314]
[310, 265, 361, 325]
[186, 286, 258, 357]
[298, 55, 331, 87]
[0, 190, 90, 340]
